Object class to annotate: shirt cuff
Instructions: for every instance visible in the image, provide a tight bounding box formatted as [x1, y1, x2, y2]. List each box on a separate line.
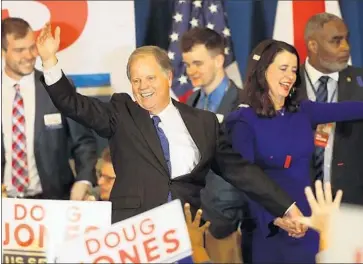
[284, 202, 296, 216]
[76, 180, 92, 186]
[43, 61, 63, 85]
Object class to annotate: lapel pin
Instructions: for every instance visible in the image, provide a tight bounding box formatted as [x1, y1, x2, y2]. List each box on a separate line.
[346, 77, 351, 82]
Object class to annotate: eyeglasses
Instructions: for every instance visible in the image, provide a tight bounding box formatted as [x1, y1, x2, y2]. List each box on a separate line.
[96, 171, 116, 182]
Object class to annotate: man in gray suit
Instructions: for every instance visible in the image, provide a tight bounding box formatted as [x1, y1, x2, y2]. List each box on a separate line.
[181, 27, 247, 263]
[1, 17, 98, 200]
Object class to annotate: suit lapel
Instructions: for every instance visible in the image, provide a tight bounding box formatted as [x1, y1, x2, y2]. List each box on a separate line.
[217, 80, 238, 115]
[34, 71, 46, 146]
[190, 90, 201, 107]
[337, 68, 354, 102]
[174, 100, 204, 162]
[297, 64, 309, 101]
[129, 102, 169, 176]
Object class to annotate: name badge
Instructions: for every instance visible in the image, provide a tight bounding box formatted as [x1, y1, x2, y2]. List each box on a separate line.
[314, 123, 334, 148]
[44, 113, 63, 129]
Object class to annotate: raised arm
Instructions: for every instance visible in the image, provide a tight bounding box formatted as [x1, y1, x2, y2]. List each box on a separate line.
[37, 23, 115, 138]
[301, 100, 363, 127]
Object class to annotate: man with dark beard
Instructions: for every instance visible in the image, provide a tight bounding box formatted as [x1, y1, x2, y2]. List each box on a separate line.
[300, 12, 363, 206]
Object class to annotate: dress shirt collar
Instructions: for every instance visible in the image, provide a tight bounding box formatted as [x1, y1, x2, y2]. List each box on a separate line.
[2, 70, 35, 89]
[150, 99, 178, 123]
[199, 76, 229, 105]
[305, 58, 339, 85]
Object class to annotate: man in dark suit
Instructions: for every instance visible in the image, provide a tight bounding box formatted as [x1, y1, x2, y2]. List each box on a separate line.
[35, 23, 306, 232]
[300, 12, 363, 206]
[181, 28, 246, 263]
[1, 18, 98, 200]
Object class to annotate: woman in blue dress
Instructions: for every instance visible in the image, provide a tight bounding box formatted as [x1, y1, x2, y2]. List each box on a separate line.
[225, 39, 363, 263]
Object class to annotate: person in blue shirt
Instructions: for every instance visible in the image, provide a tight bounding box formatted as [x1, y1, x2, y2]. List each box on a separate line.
[181, 27, 245, 263]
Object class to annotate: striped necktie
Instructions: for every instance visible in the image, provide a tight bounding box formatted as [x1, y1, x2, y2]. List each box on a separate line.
[314, 76, 329, 181]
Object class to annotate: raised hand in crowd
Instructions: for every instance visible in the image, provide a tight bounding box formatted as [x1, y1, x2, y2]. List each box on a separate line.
[184, 203, 211, 263]
[36, 22, 60, 68]
[36, 22, 93, 201]
[296, 180, 343, 250]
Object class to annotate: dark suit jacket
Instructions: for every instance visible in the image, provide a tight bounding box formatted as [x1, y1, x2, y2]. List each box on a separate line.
[187, 79, 249, 237]
[186, 79, 239, 116]
[41, 73, 294, 223]
[1, 70, 98, 199]
[299, 65, 363, 205]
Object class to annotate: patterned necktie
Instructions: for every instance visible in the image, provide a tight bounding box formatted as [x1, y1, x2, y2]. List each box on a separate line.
[152, 116, 172, 201]
[12, 84, 29, 194]
[314, 76, 329, 181]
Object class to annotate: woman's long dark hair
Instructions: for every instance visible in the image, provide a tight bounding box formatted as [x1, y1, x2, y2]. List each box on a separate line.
[239, 39, 302, 117]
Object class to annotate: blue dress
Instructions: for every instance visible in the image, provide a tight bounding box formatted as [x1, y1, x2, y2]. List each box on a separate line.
[226, 100, 363, 263]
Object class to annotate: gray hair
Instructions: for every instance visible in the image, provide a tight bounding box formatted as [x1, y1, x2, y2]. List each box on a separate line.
[304, 12, 343, 43]
[126, 46, 173, 80]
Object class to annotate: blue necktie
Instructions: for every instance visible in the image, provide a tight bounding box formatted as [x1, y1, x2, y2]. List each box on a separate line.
[152, 116, 172, 201]
[314, 76, 329, 181]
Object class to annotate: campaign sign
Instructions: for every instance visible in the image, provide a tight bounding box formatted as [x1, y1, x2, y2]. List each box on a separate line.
[2, 198, 111, 263]
[55, 199, 193, 263]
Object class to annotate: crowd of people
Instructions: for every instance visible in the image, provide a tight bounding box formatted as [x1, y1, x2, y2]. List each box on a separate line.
[2, 11, 363, 263]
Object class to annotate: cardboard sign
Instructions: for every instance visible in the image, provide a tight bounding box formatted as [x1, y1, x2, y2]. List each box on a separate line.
[55, 200, 192, 263]
[321, 204, 363, 263]
[2, 198, 111, 263]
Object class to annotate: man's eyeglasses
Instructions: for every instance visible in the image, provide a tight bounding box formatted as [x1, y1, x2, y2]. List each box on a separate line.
[96, 171, 116, 182]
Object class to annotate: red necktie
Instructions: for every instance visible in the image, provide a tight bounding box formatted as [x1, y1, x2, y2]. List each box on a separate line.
[11, 84, 29, 193]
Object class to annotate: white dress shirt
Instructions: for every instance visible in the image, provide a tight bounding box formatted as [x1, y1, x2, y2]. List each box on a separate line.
[151, 102, 201, 178]
[2, 71, 42, 196]
[43, 63, 201, 179]
[304, 59, 339, 182]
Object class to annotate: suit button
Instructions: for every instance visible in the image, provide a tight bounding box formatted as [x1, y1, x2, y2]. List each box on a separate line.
[168, 180, 172, 185]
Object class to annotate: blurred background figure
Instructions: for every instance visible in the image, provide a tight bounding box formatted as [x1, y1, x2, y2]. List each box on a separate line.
[85, 147, 115, 201]
[1, 17, 98, 200]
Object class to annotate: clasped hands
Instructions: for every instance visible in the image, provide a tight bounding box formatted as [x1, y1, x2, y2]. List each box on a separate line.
[273, 204, 308, 238]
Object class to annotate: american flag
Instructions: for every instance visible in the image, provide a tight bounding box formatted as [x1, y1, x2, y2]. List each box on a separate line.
[167, 0, 235, 102]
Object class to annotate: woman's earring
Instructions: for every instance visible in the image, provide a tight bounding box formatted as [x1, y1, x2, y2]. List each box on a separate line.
[289, 87, 295, 97]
